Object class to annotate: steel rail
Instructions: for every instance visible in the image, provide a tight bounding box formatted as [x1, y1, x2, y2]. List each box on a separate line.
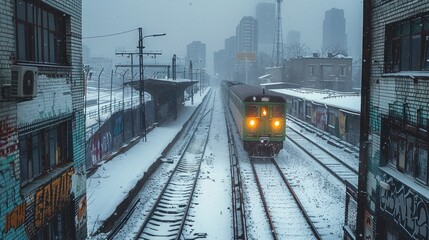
[223, 95, 248, 240]
[249, 158, 278, 240]
[271, 158, 322, 240]
[133, 90, 214, 240]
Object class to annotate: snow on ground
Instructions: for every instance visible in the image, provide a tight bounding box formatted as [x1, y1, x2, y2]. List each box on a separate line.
[86, 90, 207, 235]
[86, 86, 356, 239]
[182, 89, 233, 239]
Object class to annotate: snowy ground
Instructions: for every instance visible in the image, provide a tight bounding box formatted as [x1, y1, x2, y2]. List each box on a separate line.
[86, 87, 357, 239]
[86, 90, 208, 236]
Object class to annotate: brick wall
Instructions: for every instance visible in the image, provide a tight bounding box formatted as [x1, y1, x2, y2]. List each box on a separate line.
[366, 0, 429, 238]
[0, 0, 86, 239]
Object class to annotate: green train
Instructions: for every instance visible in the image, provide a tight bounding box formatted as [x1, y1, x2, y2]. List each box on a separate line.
[222, 81, 286, 156]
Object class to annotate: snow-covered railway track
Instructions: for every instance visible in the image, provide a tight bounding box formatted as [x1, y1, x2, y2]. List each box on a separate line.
[250, 158, 320, 240]
[286, 127, 358, 187]
[224, 100, 248, 239]
[131, 91, 215, 239]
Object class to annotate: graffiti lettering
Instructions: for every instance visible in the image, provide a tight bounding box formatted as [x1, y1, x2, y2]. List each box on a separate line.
[4, 203, 26, 233]
[34, 167, 74, 228]
[380, 177, 429, 239]
[0, 118, 18, 157]
[77, 196, 87, 227]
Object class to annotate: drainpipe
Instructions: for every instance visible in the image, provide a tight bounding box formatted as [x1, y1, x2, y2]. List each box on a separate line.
[356, 0, 372, 239]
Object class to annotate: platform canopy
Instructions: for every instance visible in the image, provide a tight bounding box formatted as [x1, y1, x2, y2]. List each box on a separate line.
[125, 78, 198, 105]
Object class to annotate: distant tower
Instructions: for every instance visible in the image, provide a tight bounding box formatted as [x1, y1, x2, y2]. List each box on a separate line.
[323, 8, 347, 55]
[272, 0, 284, 66]
[256, 2, 275, 54]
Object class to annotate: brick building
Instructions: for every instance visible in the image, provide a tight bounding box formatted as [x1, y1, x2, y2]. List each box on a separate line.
[0, 0, 87, 239]
[351, 1, 429, 239]
[286, 54, 353, 92]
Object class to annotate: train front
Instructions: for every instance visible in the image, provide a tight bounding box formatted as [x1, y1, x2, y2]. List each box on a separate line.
[242, 95, 286, 157]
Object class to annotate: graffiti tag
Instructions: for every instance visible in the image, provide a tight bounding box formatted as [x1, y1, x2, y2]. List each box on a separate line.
[0, 118, 18, 157]
[380, 177, 429, 239]
[4, 203, 26, 233]
[34, 167, 74, 228]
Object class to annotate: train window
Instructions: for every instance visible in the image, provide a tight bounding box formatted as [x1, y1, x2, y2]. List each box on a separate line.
[246, 105, 258, 117]
[272, 105, 284, 117]
[261, 106, 268, 117]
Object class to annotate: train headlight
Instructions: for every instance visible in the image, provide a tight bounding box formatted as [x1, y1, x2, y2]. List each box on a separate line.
[250, 119, 255, 126]
[247, 118, 257, 128]
[272, 119, 282, 129]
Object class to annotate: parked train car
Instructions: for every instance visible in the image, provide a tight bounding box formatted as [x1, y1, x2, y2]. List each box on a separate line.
[222, 81, 286, 156]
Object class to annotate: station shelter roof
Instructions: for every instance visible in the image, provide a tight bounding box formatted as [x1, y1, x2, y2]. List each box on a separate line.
[125, 78, 197, 105]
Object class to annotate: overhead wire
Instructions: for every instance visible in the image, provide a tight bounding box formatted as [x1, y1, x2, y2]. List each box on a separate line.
[82, 28, 138, 39]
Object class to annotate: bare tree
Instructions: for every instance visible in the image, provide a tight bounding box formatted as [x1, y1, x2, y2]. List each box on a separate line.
[285, 43, 310, 59]
[321, 43, 348, 57]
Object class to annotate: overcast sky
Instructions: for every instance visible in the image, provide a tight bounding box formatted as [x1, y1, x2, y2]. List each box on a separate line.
[82, 0, 363, 73]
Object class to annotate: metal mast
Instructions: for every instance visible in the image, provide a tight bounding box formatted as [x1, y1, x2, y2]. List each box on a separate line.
[272, 0, 284, 66]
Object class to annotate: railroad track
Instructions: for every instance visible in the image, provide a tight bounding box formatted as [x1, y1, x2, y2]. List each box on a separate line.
[287, 115, 359, 158]
[250, 157, 321, 240]
[224, 96, 248, 240]
[132, 91, 215, 239]
[286, 124, 359, 187]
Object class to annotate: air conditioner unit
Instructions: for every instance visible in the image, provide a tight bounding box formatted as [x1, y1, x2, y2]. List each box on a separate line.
[10, 65, 38, 98]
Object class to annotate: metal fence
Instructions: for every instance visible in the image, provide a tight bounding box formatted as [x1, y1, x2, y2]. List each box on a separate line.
[85, 100, 155, 171]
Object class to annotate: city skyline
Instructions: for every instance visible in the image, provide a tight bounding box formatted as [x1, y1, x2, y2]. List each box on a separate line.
[83, 0, 363, 75]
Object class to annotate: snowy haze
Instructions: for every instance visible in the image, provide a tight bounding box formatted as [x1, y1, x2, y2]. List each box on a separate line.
[82, 0, 363, 74]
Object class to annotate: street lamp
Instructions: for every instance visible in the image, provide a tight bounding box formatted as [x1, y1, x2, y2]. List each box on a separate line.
[138, 28, 166, 142]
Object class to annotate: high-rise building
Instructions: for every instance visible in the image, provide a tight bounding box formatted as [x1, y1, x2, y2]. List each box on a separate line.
[286, 30, 301, 46]
[186, 41, 206, 70]
[345, 2, 429, 240]
[323, 8, 347, 54]
[236, 16, 258, 85]
[236, 16, 258, 54]
[256, 2, 275, 53]
[285, 30, 302, 59]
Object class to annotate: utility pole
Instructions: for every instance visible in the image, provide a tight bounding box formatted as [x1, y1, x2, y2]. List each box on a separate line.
[138, 27, 146, 142]
[272, 0, 284, 66]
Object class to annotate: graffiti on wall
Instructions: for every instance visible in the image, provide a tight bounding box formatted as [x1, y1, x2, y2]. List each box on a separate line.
[315, 107, 327, 131]
[34, 167, 74, 228]
[4, 203, 26, 233]
[0, 118, 18, 157]
[113, 115, 123, 137]
[0, 156, 24, 237]
[77, 195, 87, 228]
[380, 176, 429, 239]
[90, 134, 100, 165]
[101, 131, 112, 156]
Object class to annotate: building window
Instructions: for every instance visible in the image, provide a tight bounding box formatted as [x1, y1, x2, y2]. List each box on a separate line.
[15, 0, 68, 65]
[309, 65, 315, 76]
[384, 123, 429, 186]
[19, 120, 73, 185]
[385, 13, 429, 73]
[339, 66, 347, 76]
[416, 145, 428, 184]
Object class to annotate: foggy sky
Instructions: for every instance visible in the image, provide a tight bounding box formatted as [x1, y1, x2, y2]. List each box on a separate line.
[82, 0, 363, 74]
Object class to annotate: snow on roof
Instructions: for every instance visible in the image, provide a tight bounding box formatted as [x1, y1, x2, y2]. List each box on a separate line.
[258, 74, 271, 79]
[272, 88, 361, 113]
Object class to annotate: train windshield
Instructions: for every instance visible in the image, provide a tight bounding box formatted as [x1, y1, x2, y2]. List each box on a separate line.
[246, 105, 258, 117]
[261, 106, 268, 117]
[272, 105, 284, 117]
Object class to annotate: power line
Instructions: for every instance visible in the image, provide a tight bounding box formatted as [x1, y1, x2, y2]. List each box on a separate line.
[83, 28, 138, 39]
